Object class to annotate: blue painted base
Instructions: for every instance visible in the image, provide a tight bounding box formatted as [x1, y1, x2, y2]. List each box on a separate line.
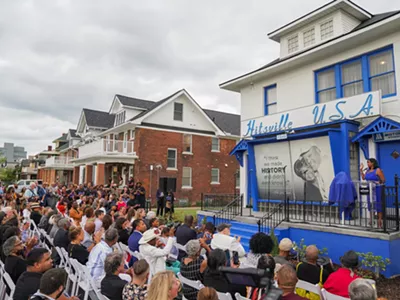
[197, 213, 400, 277]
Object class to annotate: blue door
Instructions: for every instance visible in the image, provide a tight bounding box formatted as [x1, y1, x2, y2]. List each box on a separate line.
[377, 141, 400, 186]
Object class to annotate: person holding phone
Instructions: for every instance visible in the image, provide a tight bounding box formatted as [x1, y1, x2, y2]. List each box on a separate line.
[360, 158, 386, 228]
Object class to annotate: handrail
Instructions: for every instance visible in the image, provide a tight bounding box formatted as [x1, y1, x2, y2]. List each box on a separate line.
[257, 200, 286, 234]
[213, 194, 243, 226]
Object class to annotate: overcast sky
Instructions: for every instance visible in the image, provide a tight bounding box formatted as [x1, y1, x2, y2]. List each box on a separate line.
[0, 0, 398, 155]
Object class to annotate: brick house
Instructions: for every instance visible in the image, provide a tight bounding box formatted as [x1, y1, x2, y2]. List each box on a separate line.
[38, 129, 80, 184]
[70, 89, 240, 204]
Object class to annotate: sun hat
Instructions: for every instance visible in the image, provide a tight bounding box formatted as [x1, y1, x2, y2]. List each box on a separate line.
[279, 238, 293, 252]
[30, 203, 41, 210]
[341, 250, 360, 268]
[1, 207, 12, 214]
[139, 229, 160, 245]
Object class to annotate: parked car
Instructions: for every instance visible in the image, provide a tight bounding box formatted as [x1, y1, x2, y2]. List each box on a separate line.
[7, 179, 43, 193]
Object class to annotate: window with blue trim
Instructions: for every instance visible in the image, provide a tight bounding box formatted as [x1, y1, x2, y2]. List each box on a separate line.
[264, 84, 277, 115]
[315, 46, 396, 103]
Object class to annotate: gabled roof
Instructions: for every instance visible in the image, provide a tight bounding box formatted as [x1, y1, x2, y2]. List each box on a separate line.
[268, 0, 372, 41]
[203, 109, 240, 136]
[220, 9, 400, 90]
[129, 90, 184, 122]
[56, 142, 69, 152]
[52, 133, 68, 143]
[116, 94, 155, 110]
[69, 129, 78, 139]
[83, 108, 115, 129]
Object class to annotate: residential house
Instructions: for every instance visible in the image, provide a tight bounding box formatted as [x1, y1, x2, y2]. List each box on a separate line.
[37, 129, 80, 184]
[71, 89, 240, 204]
[224, 0, 400, 210]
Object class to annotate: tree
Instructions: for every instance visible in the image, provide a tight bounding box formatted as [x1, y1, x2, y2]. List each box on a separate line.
[0, 167, 16, 183]
[0, 156, 16, 183]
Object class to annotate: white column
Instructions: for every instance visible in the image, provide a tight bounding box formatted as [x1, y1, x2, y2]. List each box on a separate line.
[241, 152, 249, 207]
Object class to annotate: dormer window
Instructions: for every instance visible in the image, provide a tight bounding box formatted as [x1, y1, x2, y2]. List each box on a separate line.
[303, 28, 315, 47]
[320, 19, 333, 40]
[288, 34, 299, 54]
[115, 111, 126, 126]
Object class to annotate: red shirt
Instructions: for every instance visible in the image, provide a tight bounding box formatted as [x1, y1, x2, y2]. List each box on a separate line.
[323, 268, 359, 298]
[117, 201, 127, 211]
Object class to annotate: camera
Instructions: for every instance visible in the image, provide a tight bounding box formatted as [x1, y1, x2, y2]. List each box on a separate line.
[219, 267, 282, 300]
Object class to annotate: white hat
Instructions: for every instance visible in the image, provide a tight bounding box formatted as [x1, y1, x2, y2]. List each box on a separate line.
[139, 229, 160, 245]
[1, 207, 12, 214]
[279, 238, 293, 251]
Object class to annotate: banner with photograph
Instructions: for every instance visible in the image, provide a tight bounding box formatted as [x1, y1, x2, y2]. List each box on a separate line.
[254, 136, 335, 201]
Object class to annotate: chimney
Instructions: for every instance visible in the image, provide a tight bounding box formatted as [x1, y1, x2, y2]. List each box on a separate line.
[48, 145, 52, 151]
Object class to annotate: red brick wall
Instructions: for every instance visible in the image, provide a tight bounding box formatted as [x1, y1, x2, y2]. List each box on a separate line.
[134, 127, 239, 205]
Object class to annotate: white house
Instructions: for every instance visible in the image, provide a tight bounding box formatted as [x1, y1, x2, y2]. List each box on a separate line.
[223, 0, 400, 210]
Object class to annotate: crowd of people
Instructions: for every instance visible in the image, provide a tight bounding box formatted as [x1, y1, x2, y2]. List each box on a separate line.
[0, 180, 383, 300]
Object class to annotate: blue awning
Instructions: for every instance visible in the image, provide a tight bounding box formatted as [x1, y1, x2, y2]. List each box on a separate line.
[352, 116, 400, 158]
[229, 139, 248, 167]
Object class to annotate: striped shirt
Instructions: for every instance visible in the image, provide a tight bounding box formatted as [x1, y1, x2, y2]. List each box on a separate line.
[86, 240, 113, 285]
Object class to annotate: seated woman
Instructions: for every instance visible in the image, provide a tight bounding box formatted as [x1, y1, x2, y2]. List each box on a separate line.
[3, 236, 27, 283]
[242, 232, 274, 268]
[180, 239, 209, 300]
[147, 270, 180, 300]
[67, 226, 91, 264]
[323, 250, 360, 298]
[115, 217, 131, 245]
[203, 249, 246, 298]
[69, 201, 83, 225]
[122, 259, 150, 300]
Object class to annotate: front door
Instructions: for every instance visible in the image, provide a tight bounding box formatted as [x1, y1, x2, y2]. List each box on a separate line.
[378, 141, 400, 186]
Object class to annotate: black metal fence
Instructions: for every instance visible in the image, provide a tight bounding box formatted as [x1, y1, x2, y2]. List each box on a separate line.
[201, 193, 237, 212]
[257, 176, 400, 234]
[212, 194, 243, 226]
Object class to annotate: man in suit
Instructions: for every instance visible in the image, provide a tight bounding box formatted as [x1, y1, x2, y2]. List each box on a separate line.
[175, 215, 197, 260]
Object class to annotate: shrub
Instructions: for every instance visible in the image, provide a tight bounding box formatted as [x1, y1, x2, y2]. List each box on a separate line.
[292, 238, 328, 261]
[356, 252, 391, 278]
[269, 229, 279, 256]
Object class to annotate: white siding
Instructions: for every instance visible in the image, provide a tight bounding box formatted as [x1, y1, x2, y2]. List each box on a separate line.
[241, 31, 400, 132]
[280, 11, 341, 58]
[143, 94, 216, 132]
[340, 10, 361, 34]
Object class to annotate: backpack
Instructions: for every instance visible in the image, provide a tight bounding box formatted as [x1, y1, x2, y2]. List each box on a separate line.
[295, 262, 323, 300]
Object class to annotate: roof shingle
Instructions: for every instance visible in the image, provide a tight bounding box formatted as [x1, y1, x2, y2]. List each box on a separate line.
[83, 108, 115, 129]
[116, 94, 155, 110]
[204, 109, 240, 136]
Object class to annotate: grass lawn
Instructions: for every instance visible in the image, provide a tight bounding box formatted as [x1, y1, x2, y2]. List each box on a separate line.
[151, 207, 201, 223]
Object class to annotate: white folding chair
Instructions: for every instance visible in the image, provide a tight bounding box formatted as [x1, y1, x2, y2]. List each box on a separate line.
[119, 242, 143, 264]
[55, 246, 67, 267]
[321, 289, 349, 300]
[235, 292, 250, 300]
[177, 272, 204, 290]
[296, 280, 323, 299]
[69, 258, 93, 300]
[3, 272, 15, 300]
[217, 291, 233, 300]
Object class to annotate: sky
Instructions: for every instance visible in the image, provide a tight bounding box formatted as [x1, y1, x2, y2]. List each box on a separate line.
[0, 0, 398, 155]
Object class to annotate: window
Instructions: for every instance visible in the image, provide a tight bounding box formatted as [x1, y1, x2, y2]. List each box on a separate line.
[315, 46, 396, 103]
[349, 132, 359, 182]
[211, 168, 220, 184]
[182, 167, 192, 187]
[183, 134, 192, 153]
[211, 137, 220, 152]
[316, 68, 336, 103]
[115, 111, 126, 126]
[264, 84, 277, 115]
[369, 49, 396, 97]
[174, 103, 183, 121]
[167, 149, 177, 169]
[320, 20, 333, 40]
[235, 170, 240, 188]
[303, 28, 315, 47]
[341, 60, 363, 97]
[288, 35, 299, 53]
